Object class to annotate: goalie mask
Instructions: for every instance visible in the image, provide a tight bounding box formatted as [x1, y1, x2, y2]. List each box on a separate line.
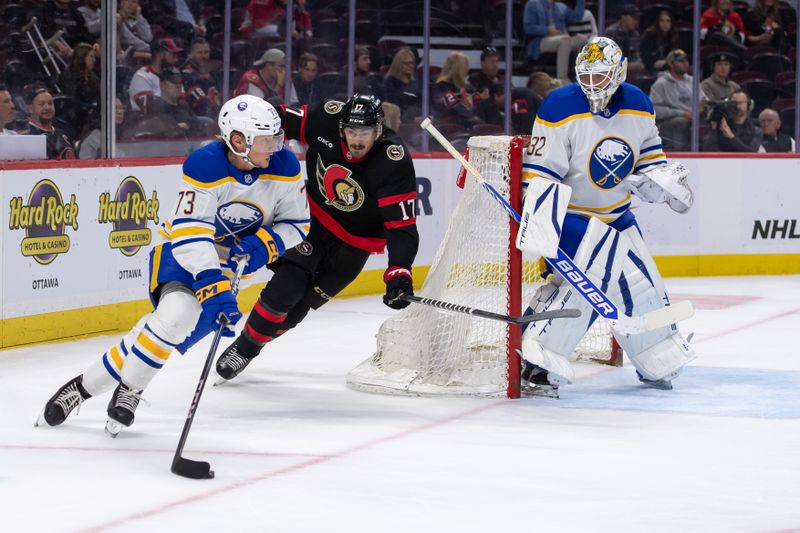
[218, 95, 285, 166]
[575, 37, 627, 114]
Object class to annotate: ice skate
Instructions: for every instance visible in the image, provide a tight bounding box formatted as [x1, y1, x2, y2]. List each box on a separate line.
[105, 382, 145, 438]
[636, 371, 674, 391]
[36, 375, 92, 427]
[215, 338, 257, 384]
[520, 360, 560, 399]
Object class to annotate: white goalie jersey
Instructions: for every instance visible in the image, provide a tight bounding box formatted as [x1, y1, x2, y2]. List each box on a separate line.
[522, 82, 668, 224]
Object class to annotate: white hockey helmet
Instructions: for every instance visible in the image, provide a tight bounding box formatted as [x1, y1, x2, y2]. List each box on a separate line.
[218, 95, 284, 164]
[575, 37, 627, 114]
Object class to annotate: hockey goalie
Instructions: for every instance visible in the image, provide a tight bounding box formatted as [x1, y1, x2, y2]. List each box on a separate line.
[517, 36, 695, 398]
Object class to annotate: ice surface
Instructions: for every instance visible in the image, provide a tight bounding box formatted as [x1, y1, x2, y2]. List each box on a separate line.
[1, 275, 798, 533]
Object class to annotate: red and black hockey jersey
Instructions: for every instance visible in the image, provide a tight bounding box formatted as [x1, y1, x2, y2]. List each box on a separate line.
[279, 100, 419, 269]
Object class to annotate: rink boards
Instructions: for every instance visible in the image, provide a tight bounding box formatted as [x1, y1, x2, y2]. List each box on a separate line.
[0, 153, 798, 348]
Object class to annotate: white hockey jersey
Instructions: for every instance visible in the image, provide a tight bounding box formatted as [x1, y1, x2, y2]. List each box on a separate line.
[155, 141, 310, 278]
[522, 82, 667, 223]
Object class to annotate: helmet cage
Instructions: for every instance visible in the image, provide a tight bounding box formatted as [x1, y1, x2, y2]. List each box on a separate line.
[575, 39, 627, 114]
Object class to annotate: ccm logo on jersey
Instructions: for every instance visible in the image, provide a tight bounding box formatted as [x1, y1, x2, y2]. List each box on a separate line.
[554, 259, 616, 316]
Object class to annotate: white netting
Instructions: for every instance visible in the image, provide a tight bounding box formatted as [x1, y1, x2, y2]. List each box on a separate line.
[347, 136, 615, 397]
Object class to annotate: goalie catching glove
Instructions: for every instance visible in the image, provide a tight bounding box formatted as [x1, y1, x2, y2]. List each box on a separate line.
[227, 226, 285, 275]
[192, 270, 242, 336]
[383, 266, 413, 310]
[625, 161, 693, 213]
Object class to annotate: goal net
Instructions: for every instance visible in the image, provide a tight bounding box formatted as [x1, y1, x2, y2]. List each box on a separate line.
[347, 136, 620, 398]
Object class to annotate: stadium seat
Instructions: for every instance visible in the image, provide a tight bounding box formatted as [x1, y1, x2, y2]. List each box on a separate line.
[630, 75, 656, 95]
[308, 43, 342, 70]
[771, 97, 795, 112]
[310, 72, 346, 104]
[747, 53, 792, 82]
[378, 39, 410, 65]
[731, 70, 769, 84]
[314, 18, 344, 42]
[774, 71, 796, 95]
[470, 123, 504, 136]
[744, 45, 778, 63]
[740, 79, 777, 115]
[779, 106, 795, 134]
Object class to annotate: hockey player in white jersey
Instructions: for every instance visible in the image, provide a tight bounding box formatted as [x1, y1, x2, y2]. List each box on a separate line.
[518, 36, 695, 397]
[37, 95, 310, 435]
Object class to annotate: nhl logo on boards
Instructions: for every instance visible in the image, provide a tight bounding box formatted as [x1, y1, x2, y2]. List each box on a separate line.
[387, 145, 404, 161]
[588, 136, 634, 190]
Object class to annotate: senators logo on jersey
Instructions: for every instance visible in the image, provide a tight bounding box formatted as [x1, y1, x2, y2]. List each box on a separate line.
[316, 156, 365, 212]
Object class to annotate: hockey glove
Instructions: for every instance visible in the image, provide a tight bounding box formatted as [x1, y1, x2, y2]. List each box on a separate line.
[192, 270, 242, 336]
[383, 266, 413, 310]
[227, 226, 285, 275]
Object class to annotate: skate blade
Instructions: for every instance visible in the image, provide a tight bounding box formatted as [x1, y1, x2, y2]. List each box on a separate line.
[34, 408, 47, 427]
[213, 375, 228, 386]
[105, 419, 124, 438]
[640, 379, 673, 391]
[521, 384, 560, 399]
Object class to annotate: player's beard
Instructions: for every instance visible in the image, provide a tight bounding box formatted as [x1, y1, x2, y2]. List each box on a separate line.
[348, 142, 367, 157]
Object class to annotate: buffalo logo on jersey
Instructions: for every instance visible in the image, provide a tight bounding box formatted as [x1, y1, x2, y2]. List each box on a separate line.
[316, 156, 365, 212]
[588, 137, 634, 190]
[98, 176, 160, 256]
[214, 201, 265, 248]
[8, 179, 79, 265]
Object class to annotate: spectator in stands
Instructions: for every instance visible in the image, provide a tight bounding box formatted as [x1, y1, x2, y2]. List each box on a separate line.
[234, 48, 286, 101]
[468, 46, 503, 99]
[118, 0, 153, 60]
[79, 0, 101, 37]
[700, 52, 741, 104]
[640, 9, 680, 74]
[182, 37, 220, 118]
[432, 51, 481, 128]
[566, 7, 598, 40]
[292, 52, 318, 106]
[526, 71, 560, 102]
[650, 49, 699, 152]
[758, 108, 795, 152]
[351, 45, 384, 100]
[293, 0, 313, 39]
[605, 4, 645, 77]
[78, 97, 125, 159]
[144, 67, 202, 136]
[239, 0, 285, 39]
[61, 43, 101, 107]
[382, 102, 401, 132]
[22, 84, 75, 160]
[140, 0, 205, 45]
[383, 47, 422, 121]
[129, 37, 183, 112]
[0, 85, 17, 135]
[704, 89, 762, 152]
[31, 0, 92, 59]
[744, 0, 787, 51]
[701, 0, 746, 53]
[523, 0, 587, 83]
[474, 82, 533, 134]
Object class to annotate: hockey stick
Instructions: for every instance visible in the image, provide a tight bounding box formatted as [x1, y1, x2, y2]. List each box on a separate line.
[420, 118, 693, 335]
[397, 294, 581, 324]
[171, 257, 248, 480]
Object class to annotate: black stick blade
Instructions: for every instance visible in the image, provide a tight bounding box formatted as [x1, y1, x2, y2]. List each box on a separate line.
[171, 457, 215, 479]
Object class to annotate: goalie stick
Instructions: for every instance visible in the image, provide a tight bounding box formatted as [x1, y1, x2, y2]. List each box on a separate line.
[171, 257, 248, 480]
[420, 118, 693, 335]
[396, 294, 581, 324]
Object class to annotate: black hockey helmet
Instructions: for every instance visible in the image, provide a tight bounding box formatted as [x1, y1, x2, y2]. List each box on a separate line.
[339, 93, 384, 138]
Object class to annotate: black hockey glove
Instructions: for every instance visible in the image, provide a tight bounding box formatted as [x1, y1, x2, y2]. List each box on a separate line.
[383, 266, 413, 310]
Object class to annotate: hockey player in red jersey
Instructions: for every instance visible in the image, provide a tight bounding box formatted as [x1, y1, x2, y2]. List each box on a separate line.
[215, 93, 419, 382]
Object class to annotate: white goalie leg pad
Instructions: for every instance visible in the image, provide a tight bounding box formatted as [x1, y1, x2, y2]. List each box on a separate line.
[521, 217, 630, 384]
[612, 226, 696, 380]
[516, 177, 571, 258]
[119, 287, 202, 390]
